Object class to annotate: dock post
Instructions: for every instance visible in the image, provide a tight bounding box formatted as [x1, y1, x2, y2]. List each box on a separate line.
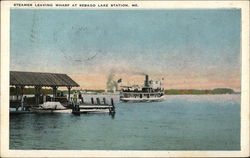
[67, 86, 71, 104]
[111, 98, 114, 107]
[15, 86, 19, 101]
[35, 86, 40, 105]
[15, 86, 20, 111]
[96, 98, 100, 105]
[52, 86, 57, 101]
[103, 97, 106, 104]
[34, 86, 36, 106]
[110, 98, 115, 114]
[38, 86, 41, 104]
[76, 103, 80, 112]
[20, 86, 24, 111]
[91, 97, 94, 104]
[72, 102, 80, 115]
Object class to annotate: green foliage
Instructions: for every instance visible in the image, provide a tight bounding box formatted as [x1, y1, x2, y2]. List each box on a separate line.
[211, 88, 234, 94]
[165, 88, 235, 95]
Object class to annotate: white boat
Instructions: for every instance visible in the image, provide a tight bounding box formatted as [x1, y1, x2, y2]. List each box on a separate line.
[120, 75, 165, 102]
[30, 101, 72, 113]
[120, 95, 165, 102]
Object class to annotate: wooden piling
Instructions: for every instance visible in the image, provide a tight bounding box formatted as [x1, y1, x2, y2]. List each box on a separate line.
[15, 86, 19, 101]
[72, 104, 80, 115]
[35, 86, 41, 105]
[109, 98, 115, 114]
[96, 98, 100, 105]
[67, 86, 71, 103]
[76, 104, 80, 112]
[111, 98, 114, 106]
[15, 86, 20, 111]
[52, 86, 57, 101]
[91, 97, 94, 104]
[103, 97, 106, 104]
[20, 86, 24, 110]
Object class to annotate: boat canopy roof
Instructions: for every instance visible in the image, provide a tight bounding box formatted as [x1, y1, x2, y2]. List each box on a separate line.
[10, 71, 79, 87]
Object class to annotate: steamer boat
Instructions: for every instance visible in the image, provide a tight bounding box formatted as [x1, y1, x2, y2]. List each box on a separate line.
[120, 75, 165, 102]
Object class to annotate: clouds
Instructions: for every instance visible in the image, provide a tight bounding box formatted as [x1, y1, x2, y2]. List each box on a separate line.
[10, 9, 241, 90]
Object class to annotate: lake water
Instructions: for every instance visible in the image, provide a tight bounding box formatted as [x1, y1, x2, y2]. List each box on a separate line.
[10, 94, 240, 150]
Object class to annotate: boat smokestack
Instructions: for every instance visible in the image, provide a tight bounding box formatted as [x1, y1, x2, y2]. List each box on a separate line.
[144, 75, 149, 87]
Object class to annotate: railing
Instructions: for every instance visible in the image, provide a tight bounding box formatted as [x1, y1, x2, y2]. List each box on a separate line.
[120, 92, 164, 95]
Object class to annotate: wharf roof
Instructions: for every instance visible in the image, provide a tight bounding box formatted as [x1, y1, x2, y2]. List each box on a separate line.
[10, 71, 79, 87]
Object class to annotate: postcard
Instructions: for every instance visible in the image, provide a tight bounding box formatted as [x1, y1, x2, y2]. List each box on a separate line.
[0, 1, 249, 157]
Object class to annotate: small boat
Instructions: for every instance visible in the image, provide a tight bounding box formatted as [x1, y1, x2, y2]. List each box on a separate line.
[30, 101, 72, 113]
[120, 75, 165, 102]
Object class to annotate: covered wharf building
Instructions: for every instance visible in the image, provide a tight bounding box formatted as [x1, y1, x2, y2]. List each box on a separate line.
[10, 71, 79, 108]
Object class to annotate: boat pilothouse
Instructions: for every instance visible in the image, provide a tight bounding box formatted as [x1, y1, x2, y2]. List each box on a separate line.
[120, 75, 165, 102]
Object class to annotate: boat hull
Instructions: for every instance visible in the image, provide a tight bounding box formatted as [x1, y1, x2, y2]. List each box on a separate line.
[29, 108, 72, 113]
[120, 96, 165, 102]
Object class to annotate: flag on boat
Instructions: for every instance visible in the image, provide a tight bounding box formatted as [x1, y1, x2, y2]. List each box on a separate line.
[117, 78, 122, 83]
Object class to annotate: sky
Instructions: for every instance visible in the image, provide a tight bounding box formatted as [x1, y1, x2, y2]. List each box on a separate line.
[10, 9, 241, 91]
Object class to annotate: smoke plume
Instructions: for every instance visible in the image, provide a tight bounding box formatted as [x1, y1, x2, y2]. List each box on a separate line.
[106, 69, 118, 91]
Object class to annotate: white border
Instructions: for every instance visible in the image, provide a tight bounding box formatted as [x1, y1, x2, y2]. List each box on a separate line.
[1, 1, 249, 157]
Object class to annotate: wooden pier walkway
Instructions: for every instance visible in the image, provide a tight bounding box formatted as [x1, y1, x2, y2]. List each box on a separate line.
[72, 97, 115, 115]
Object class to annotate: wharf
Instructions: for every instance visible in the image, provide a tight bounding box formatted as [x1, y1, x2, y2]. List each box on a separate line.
[72, 98, 115, 115]
[9, 71, 116, 116]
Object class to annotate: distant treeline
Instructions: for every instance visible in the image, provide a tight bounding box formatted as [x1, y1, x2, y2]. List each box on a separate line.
[78, 88, 236, 94]
[10, 87, 236, 95]
[10, 87, 54, 95]
[164, 88, 235, 95]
